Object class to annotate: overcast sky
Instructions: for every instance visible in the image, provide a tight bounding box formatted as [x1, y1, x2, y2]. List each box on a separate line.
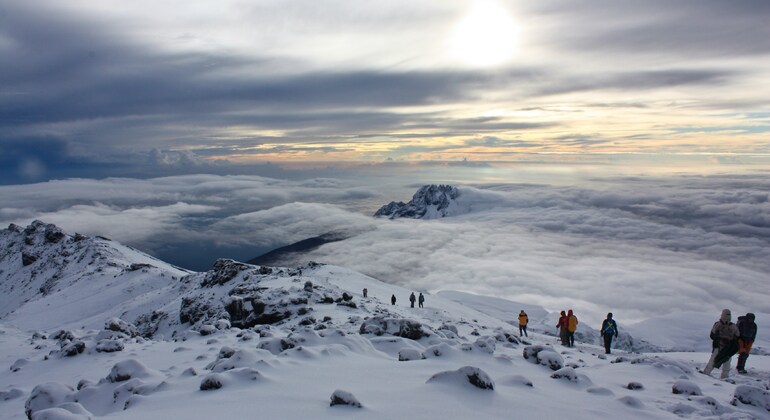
[2, 0, 770, 183]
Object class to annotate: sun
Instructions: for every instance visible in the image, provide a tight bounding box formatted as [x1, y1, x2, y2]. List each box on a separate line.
[451, 1, 519, 67]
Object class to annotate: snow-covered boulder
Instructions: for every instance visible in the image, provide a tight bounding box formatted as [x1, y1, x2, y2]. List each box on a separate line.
[10, 358, 29, 372]
[427, 366, 495, 390]
[550, 367, 579, 382]
[522, 345, 563, 371]
[105, 317, 139, 337]
[672, 380, 702, 396]
[25, 382, 75, 419]
[95, 340, 124, 353]
[330, 389, 362, 407]
[106, 359, 159, 383]
[732, 385, 770, 411]
[359, 317, 430, 340]
[398, 348, 425, 361]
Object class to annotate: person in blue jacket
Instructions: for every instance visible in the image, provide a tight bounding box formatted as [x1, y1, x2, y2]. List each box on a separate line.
[600, 313, 619, 354]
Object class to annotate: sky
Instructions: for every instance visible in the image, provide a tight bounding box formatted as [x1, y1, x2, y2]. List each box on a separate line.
[1, 0, 770, 183]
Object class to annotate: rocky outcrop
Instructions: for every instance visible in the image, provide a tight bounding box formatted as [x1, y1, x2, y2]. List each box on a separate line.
[374, 185, 460, 219]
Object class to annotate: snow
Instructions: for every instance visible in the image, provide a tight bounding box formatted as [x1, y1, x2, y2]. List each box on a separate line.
[2, 222, 770, 419]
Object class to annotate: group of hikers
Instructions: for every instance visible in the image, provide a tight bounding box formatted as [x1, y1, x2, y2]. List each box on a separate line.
[702, 309, 758, 379]
[367, 288, 759, 378]
[369, 289, 425, 309]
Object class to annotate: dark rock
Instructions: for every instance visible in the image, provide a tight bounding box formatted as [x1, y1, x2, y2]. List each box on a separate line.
[128, 263, 153, 271]
[200, 374, 224, 391]
[248, 311, 292, 325]
[303, 281, 313, 292]
[44, 227, 65, 243]
[359, 317, 429, 340]
[627, 382, 644, 390]
[52, 330, 75, 342]
[201, 259, 251, 287]
[330, 389, 362, 407]
[21, 253, 37, 266]
[299, 317, 316, 326]
[342, 292, 352, 301]
[62, 341, 86, 357]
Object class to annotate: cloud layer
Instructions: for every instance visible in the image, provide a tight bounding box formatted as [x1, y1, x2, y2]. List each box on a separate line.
[1, 170, 768, 325]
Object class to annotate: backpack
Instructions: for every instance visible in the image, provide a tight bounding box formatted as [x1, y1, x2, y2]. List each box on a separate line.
[603, 319, 616, 335]
[568, 316, 578, 332]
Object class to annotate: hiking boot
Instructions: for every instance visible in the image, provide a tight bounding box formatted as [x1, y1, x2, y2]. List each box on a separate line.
[738, 369, 748, 374]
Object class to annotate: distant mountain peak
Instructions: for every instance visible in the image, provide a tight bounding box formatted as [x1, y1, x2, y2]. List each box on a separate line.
[374, 184, 462, 219]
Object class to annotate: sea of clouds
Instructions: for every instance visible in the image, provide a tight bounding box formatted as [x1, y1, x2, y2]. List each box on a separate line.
[1, 168, 768, 325]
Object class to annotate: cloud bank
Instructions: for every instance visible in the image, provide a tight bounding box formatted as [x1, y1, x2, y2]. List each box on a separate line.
[1, 170, 768, 325]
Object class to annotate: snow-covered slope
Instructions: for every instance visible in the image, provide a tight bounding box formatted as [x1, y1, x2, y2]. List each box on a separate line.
[1, 222, 769, 419]
[0, 221, 190, 331]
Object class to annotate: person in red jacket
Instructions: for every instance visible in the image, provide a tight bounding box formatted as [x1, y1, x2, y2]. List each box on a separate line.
[556, 311, 569, 346]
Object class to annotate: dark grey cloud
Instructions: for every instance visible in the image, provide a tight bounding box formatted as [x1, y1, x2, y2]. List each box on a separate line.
[522, 0, 770, 58]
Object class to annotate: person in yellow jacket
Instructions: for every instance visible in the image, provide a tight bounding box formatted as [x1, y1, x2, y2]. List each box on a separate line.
[567, 309, 578, 347]
[518, 310, 529, 337]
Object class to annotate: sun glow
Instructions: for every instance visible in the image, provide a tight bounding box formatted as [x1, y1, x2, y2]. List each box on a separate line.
[451, 1, 519, 67]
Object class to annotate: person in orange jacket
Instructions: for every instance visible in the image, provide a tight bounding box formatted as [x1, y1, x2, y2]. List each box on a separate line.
[518, 310, 529, 337]
[567, 309, 578, 347]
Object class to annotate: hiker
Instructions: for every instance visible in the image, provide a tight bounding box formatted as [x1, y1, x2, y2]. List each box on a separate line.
[556, 311, 569, 346]
[518, 310, 529, 337]
[409, 292, 416, 308]
[418, 292, 425, 308]
[391, 294, 396, 305]
[736, 313, 757, 374]
[600, 313, 619, 354]
[702, 309, 740, 379]
[567, 309, 578, 347]
[362, 288, 368, 298]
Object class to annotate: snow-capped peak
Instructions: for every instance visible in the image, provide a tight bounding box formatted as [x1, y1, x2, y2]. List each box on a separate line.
[374, 184, 464, 219]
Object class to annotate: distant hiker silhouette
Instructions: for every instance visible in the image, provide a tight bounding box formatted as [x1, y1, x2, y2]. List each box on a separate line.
[518, 310, 529, 337]
[703, 309, 740, 379]
[557, 311, 569, 346]
[418, 292, 425, 308]
[600, 313, 618, 354]
[409, 292, 416, 308]
[736, 313, 757, 374]
[391, 294, 396, 305]
[363, 288, 368, 298]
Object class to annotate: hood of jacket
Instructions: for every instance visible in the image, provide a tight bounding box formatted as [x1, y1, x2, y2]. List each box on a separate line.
[720, 309, 731, 323]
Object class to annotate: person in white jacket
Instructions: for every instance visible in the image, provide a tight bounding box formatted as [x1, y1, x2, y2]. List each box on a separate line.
[702, 309, 740, 379]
